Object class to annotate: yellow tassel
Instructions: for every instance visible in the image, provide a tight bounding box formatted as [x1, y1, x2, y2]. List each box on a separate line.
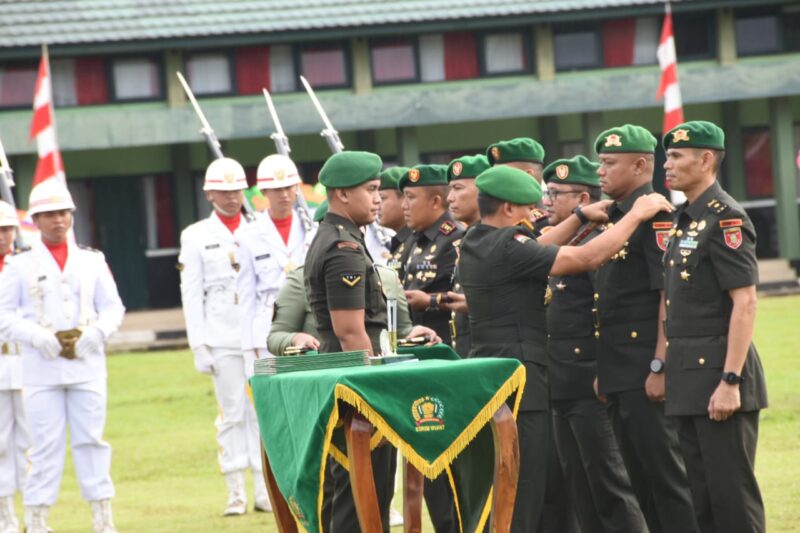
[445, 464, 465, 533]
[316, 405, 342, 533]
[477, 487, 494, 532]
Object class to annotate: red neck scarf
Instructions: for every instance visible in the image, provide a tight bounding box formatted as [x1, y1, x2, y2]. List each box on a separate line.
[272, 212, 293, 245]
[43, 239, 69, 271]
[216, 211, 241, 234]
[0, 254, 5, 272]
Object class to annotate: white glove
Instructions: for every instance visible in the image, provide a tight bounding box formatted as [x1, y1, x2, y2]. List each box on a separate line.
[75, 327, 105, 359]
[192, 345, 215, 375]
[31, 329, 61, 360]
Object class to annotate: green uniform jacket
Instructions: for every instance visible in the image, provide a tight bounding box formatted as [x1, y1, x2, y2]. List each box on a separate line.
[459, 223, 558, 411]
[269, 266, 413, 356]
[594, 183, 673, 395]
[663, 181, 768, 416]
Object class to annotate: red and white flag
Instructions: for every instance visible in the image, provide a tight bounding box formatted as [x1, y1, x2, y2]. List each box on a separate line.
[656, 3, 684, 134]
[30, 44, 66, 187]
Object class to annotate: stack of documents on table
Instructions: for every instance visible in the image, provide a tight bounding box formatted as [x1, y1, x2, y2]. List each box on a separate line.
[254, 350, 370, 375]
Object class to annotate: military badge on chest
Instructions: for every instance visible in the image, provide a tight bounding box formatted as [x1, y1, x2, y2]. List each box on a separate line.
[610, 241, 629, 262]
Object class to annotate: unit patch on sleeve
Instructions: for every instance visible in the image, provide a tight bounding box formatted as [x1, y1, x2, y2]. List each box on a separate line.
[719, 219, 743, 228]
[341, 274, 362, 287]
[655, 231, 670, 251]
[514, 234, 531, 244]
[723, 227, 743, 249]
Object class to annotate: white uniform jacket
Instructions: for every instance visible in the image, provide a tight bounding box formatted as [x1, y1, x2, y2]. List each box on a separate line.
[237, 209, 315, 353]
[0, 241, 125, 386]
[178, 212, 252, 351]
[0, 253, 22, 391]
[365, 224, 394, 266]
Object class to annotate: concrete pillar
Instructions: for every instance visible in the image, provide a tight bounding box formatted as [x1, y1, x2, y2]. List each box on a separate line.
[583, 112, 605, 159]
[721, 101, 746, 200]
[164, 50, 186, 108]
[396, 127, 419, 167]
[769, 97, 800, 259]
[534, 24, 556, 81]
[171, 143, 196, 231]
[716, 9, 737, 66]
[351, 37, 373, 95]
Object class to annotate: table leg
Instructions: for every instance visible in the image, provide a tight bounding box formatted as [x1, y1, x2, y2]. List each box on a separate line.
[261, 442, 298, 533]
[403, 458, 424, 533]
[489, 404, 519, 533]
[344, 410, 384, 533]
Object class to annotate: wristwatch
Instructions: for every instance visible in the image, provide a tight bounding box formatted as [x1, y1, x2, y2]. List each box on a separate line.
[649, 358, 665, 374]
[721, 371, 744, 385]
[572, 206, 589, 225]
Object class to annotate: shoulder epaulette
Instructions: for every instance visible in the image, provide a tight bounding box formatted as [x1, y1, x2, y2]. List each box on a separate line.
[516, 218, 534, 231]
[706, 198, 729, 216]
[531, 208, 548, 221]
[439, 220, 457, 236]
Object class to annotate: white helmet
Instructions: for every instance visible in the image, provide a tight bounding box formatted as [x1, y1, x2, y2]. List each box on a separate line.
[27, 179, 76, 216]
[0, 200, 18, 227]
[203, 158, 248, 191]
[257, 154, 302, 190]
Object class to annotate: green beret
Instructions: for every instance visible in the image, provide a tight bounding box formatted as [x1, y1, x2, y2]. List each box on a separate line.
[663, 120, 725, 151]
[475, 166, 542, 205]
[543, 156, 600, 187]
[398, 164, 449, 191]
[318, 151, 383, 189]
[379, 166, 408, 190]
[486, 138, 545, 165]
[448, 155, 490, 182]
[594, 124, 657, 154]
[313, 199, 328, 222]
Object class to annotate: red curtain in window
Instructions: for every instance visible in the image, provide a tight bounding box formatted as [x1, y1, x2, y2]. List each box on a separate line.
[302, 47, 346, 86]
[744, 130, 774, 198]
[602, 18, 636, 67]
[444, 32, 479, 80]
[155, 176, 176, 248]
[76, 57, 109, 105]
[236, 46, 271, 95]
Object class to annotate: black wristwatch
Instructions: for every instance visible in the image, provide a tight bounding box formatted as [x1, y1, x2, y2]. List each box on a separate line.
[572, 206, 589, 225]
[650, 358, 665, 374]
[721, 372, 744, 385]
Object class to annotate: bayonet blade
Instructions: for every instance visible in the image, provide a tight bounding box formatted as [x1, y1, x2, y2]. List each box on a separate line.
[300, 75, 336, 132]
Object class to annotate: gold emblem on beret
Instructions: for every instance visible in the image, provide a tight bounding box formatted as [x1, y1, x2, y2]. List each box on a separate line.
[491, 146, 500, 160]
[604, 134, 623, 148]
[452, 162, 463, 177]
[408, 169, 420, 183]
[275, 167, 286, 181]
[555, 164, 570, 180]
[672, 129, 690, 143]
[223, 172, 235, 183]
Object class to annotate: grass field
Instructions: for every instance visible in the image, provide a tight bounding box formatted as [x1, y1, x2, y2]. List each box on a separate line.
[10, 294, 800, 532]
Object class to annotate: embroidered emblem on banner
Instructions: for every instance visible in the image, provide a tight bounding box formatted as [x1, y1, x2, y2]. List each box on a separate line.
[287, 496, 308, 527]
[413, 396, 445, 432]
[723, 227, 743, 249]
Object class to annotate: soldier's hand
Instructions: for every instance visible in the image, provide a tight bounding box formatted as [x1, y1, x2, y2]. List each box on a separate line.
[708, 382, 741, 422]
[404, 290, 430, 312]
[291, 332, 320, 351]
[438, 292, 468, 314]
[32, 329, 61, 360]
[407, 325, 441, 345]
[192, 345, 215, 375]
[630, 193, 674, 221]
[580, 200, 613, 223]
[645, 372, 665, 402]
[593, 376, 607, 403]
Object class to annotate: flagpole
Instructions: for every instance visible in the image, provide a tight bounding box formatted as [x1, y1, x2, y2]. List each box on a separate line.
[41, 43, 65, 186]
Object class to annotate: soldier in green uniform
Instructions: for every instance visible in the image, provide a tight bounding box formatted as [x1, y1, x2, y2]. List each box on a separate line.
[440, 154, 489, 358]
[542, 156, 647, 533]
[459, 164, 673, 533]
[593, 124, 698, 533]
[661, 121, 768, 533]
[377, 167, 411, 259]
[486, 137, 550, 232]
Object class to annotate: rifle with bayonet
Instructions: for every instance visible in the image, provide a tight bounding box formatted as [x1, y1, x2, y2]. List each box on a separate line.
[299, 76, 393, 249]
[261, 88, 314, 235]
[176, 72, 253, 214]
[0, 136, 24, 250]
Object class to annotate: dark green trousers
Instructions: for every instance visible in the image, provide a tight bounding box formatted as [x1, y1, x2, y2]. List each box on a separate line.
[539, 417, 579, 533]
[607, 388, 699, 533]
[425, 474, 457, 533]
[511, 410, 550, 533]
[553, 398, 648, 533]
[675, 411, 765, 533]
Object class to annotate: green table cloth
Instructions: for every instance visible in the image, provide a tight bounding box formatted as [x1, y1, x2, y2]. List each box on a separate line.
[251, 356, 524, 533]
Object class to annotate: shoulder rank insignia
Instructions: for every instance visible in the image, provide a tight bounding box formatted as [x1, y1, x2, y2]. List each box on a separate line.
[337, 241, 360, 250]
[719, 219, 742, 228]
[342, 274, 362, 287]
[516, 218, 534, 231]
[706, 198, 729, 215]
[514, 234, 531, 244]
[652, 222, 672, 230]
[531, 208, 547, 221]
[439, 221, 456, 236]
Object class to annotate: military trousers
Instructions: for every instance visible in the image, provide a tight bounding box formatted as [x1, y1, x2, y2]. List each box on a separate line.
[606, 388, 698, 533]
[539, 416, 579, 533]
[675, 411, 765, 533]
[511, 410, 549, 533]
[552, 398, 647, 533]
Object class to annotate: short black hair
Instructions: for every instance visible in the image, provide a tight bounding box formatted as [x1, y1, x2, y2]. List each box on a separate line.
[478, 192, 504, 217]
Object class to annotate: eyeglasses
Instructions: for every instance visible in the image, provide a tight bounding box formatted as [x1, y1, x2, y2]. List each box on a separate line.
[545, 189, 583, 201]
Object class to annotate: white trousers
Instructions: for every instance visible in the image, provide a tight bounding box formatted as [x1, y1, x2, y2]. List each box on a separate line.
[0, 389, 29, 497]
[23, 380, 114, 506]
[211, 349, 262, 475]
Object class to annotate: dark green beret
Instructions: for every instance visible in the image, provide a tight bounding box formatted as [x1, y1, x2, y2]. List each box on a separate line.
[318, 151, 383, 189]
[594, 124, 657, 154]
[663, 120, 725, 151]
[313, 199, 328, 222]
[380, 166, 409, 190]
[486, 137, 545, 165]
[398, 164, 449, 191]
[543, 156, 600, 187]
[475, 166, 542, 205]
[447, 155, 490, 182]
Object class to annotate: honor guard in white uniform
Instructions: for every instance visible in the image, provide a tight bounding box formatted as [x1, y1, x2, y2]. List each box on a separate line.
[364, 223, 394, 266]
[177, 158, 271, 516]
[0, 201, 29, 533]
[0, 180, 125, 533]
[237, 154, 315, 360]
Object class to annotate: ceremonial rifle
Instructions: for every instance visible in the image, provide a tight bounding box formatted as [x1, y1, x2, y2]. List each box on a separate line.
[176, 72, 253, 214]
[0, 136, 24, 250]
[261, 88, 314, 234]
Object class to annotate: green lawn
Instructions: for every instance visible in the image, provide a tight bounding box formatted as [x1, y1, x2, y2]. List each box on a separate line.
[11, 295, 800, 532]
